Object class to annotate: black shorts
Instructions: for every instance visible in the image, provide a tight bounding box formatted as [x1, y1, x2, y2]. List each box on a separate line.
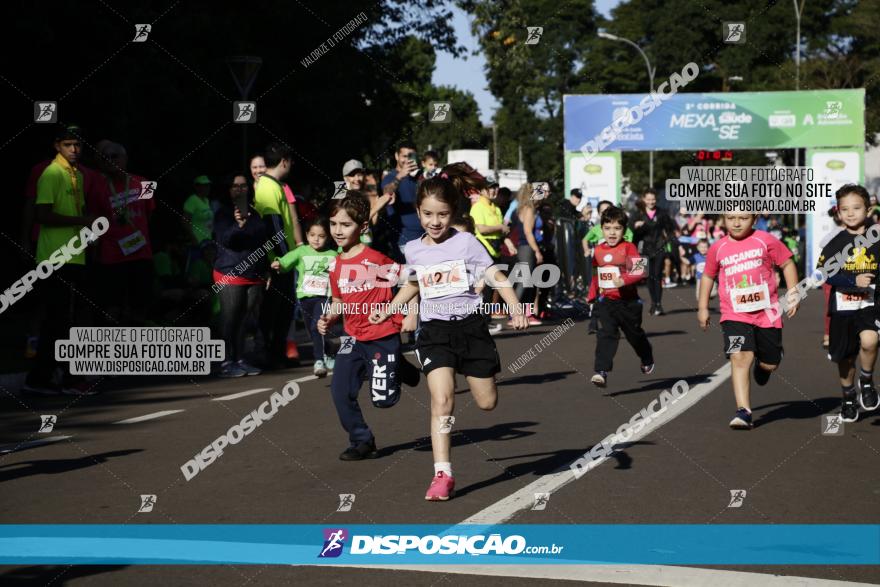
[828, 308, 878, 362]
[415, 314, 500, 378]
[721, 320, 783, 364]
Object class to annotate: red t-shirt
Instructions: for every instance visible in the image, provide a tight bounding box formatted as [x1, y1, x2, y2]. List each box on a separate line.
[588, 241, 644, 302]
[86, 173, 156, 264]
[329, 246, 403, 341]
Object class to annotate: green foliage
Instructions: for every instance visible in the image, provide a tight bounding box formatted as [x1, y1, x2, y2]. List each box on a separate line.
[461, 0, 880, 193]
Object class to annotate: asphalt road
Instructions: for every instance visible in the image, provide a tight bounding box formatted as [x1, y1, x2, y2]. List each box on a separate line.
[1, 284, 878, 586]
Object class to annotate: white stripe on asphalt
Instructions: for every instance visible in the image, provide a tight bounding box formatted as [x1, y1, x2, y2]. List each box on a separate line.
[0, 435, 72, 454]
[463, 362, 732, 524]
[212, 388, 273, 401]
[328, 564, 875, 587]
[113, 410, 185, 424]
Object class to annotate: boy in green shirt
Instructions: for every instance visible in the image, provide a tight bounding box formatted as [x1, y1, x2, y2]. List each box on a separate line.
[24, 124, 98, 395]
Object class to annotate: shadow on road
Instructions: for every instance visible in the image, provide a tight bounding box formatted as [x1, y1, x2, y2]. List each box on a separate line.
[378, 422, 538, 457]
[752, 397, 840, 428]
[0, 565, 128, 586]
[0, 449, 141, 483]
[497, 371, 577, 387]
[454, 441, 656, 497]
[605, 373, 713, 398]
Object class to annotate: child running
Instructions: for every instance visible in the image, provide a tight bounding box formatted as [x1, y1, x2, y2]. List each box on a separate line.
[817, 184, 880, 422]
[271, 217, 337, 377]
[369, 166, 528, 501]
[698, 211, 799, 429]
[587, 206, 654, 388]
[317, 192, 419, 460]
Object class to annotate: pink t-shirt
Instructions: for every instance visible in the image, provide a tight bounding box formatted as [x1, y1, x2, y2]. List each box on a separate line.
[283, 184, 296, 204]
[703, 230, 792, 328]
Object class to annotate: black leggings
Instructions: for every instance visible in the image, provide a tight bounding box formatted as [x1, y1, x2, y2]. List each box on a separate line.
[299, 296, 329, 361]
[513, 244, 537, 310]
[646, 251, 665, 305]
[218, 283, 262, 362]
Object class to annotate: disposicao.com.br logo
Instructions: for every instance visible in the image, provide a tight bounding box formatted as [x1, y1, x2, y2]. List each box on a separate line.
[318, 528, 563, 557]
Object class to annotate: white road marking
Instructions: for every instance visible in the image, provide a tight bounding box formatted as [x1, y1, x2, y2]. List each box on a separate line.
[113, 410, 184, 424]
[0, 435, 72, 454]
[212, 388, 273, 401]
[329, 564, 875, 587]
[463, 363, 731, 525]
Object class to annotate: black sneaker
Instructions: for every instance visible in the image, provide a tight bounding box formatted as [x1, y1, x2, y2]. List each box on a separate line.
[339, 439, 379, 461]
[753, 361, 772, 386]
[655, 305, 665, 316]
[729, 407, 753, 430]
[648, 304, 657, 316]
[859, 380, 879, 411]
[841, 393, 859, 423]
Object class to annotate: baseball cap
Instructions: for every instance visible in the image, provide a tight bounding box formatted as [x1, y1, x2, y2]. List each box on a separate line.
[193, 175, 212, 185]
[54, 123, 83, 141]
[342, 159, 365, 177]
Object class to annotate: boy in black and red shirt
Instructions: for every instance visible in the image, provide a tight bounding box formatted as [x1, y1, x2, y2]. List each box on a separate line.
[587, 206, 654, 387]
[318, 192, 419, 460]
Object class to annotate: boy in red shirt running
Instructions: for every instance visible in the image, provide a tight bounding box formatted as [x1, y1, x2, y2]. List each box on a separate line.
[587, 206, 654, 388]
[318, 192, 418, 460]
[698, 212, 799, 429]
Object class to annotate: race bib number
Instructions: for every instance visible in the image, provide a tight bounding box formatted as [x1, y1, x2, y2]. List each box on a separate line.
[118, 230, 146, 256]
[730, 282, 770, 313]
[597, 265, 621, 289]
[836, 287, 875, 311]
[418, 260, 469, 299]
[303, 274, 329, 295]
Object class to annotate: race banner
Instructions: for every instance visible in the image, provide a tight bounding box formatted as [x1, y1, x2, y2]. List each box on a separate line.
[564, 89, 864, 152]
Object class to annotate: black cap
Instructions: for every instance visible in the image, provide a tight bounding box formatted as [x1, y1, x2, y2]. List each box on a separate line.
[54, 123, 83, 142]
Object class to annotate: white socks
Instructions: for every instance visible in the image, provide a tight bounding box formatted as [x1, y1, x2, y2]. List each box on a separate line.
[434, 462, 452, 477]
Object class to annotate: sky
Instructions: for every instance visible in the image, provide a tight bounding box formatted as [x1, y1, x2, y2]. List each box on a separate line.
[433, 0, 621, 125]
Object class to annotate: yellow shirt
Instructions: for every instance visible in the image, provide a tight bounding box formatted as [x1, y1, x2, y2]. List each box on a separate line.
[469, 196, 502, 257]
[253, 174, 296, 254]
[35, 154, 86, 264]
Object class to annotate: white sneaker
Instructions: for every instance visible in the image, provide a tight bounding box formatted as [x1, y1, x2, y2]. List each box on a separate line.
[313, 360, 328, 378]
[323, 355, 335, 370]
[488, 323, 503, 335]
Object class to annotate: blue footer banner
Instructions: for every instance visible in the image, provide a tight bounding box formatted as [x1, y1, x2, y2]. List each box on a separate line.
[0, 525, 877, 565]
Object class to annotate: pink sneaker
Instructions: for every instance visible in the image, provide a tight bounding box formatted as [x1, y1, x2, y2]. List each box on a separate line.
[425, 472, 455, 501]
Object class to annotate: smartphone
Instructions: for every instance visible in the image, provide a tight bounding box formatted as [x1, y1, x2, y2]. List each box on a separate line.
[407, 152, 419, 176]
[233, 192, 249, 217]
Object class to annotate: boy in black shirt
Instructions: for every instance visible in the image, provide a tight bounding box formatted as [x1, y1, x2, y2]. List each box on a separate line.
[818, 184, 880, 421]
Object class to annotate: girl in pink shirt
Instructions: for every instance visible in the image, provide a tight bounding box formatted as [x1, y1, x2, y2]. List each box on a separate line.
[697, 212, 799, 429]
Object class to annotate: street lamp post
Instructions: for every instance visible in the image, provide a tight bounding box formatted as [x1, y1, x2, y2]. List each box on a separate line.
[792, 0, 806, 231]
[226, 56, 262, 167]
[598, 32, 656, 187]
[484, 124, 498, 179]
